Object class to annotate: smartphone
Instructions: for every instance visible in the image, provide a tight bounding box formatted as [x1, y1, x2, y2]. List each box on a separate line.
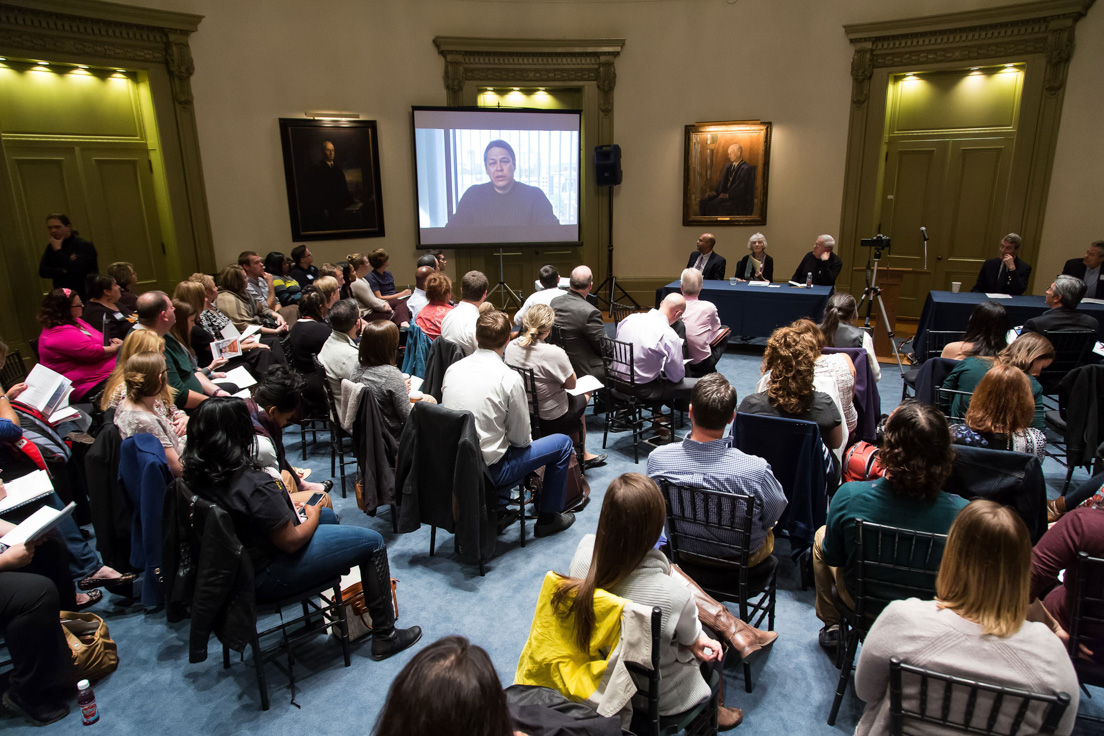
[305, 492, 325, 506]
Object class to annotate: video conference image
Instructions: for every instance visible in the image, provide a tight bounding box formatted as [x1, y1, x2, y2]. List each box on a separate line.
[412, 107, 581, 247]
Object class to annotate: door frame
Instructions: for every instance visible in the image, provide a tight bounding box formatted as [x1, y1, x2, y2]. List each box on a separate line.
[837, 0, 1095, 298]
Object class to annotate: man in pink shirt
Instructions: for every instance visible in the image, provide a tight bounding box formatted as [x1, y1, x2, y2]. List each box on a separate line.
[679, 269, 730, 377]
[614, 293, 698, 410]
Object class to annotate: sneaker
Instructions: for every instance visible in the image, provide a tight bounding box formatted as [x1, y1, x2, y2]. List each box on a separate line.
[534, 511, 575, 538]
[2, 689, 70, 727]
[818, 624, 840, 650]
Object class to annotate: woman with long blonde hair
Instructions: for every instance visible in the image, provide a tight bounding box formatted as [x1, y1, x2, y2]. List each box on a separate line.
[504, 304, 605, 468]
[112, 352, 184, 477]
[100, 330, 187, 437]
[853, 500, 1078, 735]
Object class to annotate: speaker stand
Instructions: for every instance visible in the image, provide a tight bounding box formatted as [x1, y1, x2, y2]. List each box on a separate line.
[591, 187, 641, 316]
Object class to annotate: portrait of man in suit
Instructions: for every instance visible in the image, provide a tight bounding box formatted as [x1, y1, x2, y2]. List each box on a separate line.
[699, 143, 755, 217]
[683, 122, 772, 227]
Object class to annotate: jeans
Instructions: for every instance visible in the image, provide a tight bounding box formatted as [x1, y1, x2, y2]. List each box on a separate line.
[44, 493, 100, 581]
[253, 508, 384, 600]
[486, 434, 573, 514]
[1064, 471, 1104, 508]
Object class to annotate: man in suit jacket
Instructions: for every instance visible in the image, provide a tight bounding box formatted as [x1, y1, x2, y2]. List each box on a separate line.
[685, 233, 727, 281]
[551, 265, 606, 378]
[1061, 240, 1104, 300]
[699, 144, 756, 216]
[1022, 275, 1099, 335]
[972, 233, 1031, 295]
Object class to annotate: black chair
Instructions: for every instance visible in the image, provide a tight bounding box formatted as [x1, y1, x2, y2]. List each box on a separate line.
[920, 329, 965, 361]
[311, 356, 354, 498]
[659, 482, 777, 693]
[546, 323, 564, 348]
[936, 386, 974, 423]
[624, 606, 720, 736]
[1068, 552, 1104, 725]
[888, 656, 1071, 735]
[599, 337, 675, 463]
[0, 348, 27, 386]
[828, 520, 947, 726]
[28, 338, 39, 362]
[1039, 329, 1096, 393]
[946, 444, 1047, 543]
[507, 363, 586, 471]
[1045, 365, 1104, 492]
[901, 356, 958, 403]
[611, 301, 635, 326]
[285, 361, 326, 462]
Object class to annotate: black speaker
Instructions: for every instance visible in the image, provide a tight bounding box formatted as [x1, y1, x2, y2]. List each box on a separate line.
[594, 144, 622, 186]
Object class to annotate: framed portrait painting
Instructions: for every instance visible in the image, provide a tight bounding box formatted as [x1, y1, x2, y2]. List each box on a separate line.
[279, 118, 385, 241]
[683, 120, 772, 226]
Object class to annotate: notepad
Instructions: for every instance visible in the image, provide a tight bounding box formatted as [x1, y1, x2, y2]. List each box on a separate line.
[567, 374, 604, 396]
[0, 502, 75, 546]
[985, 293, 1013, 299]
[0, 470, 53, 514]
[746, 281, 770, 287]
[222, 366, 257, 389]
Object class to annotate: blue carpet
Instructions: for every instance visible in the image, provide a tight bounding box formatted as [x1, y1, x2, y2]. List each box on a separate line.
[10, 346, 1101, 734]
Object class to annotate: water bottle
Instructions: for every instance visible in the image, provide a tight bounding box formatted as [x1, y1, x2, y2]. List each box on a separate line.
[78, 679, 99, 725]
[806, 272, 813, 289]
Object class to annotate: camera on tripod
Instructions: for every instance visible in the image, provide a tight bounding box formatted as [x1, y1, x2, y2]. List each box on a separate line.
[860, 234, 891, 251]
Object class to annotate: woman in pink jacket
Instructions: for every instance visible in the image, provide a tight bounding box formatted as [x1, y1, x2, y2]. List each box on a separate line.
[37, 288, 122, 402]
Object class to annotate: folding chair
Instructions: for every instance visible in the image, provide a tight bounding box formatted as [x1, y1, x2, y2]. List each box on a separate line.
[311, 356, 354, 497]
[1068, 552, 1104, 725]
[1039, 330, 1096, 394]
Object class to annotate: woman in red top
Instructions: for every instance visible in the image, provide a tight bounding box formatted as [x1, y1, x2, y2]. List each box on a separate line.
[414, 272, 454, 340]
[36, 288, 123, 401]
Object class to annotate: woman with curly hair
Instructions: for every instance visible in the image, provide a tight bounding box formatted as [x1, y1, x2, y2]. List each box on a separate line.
[738, 324, 843, 450]
[790, 319, 858, 436]
[812, 400, 969, 651]
[950, 363, 1046, 458]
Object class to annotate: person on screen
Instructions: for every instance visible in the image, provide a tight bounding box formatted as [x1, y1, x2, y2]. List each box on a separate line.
[446, 140, 560, 229]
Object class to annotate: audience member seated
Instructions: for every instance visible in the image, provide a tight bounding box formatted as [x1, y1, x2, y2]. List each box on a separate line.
[813, 401, 967, 651]
[100, 330, 188, 439]
[442, 310, 575, 537]
[354, 321, 433, 441]
[615, 293, 698, 418]
[289, 244, 318, 288]
[1022, 274, 1100, 335]
[648, 373, 786, 568]
[414, 272, 454, 340]
[818, 292, 881, 382]
[739, 325, 844, 452]
[513, 264, 563, 328]
[170, 299, 236, 394]
[318, 298, 362, 399]
[559, 473, 741, 728]
[348, 252, 394, 321]
[82, 273, 135, 342]
[113, 352, 184, 477]
[790, 234, 842, 286]
[287, 290, 331, 410]
[36, 287, 121, 402]
[365, 248, 412, 326]
[313, 274, 341, 314]
[551, 265, 606, 379]
[427, 248, 447, 273]
[174, 279, 274, 380]
[942, 332, 1052, 429]
[791, 320, 858, 437]
[136, 291, 230, 411]
[971, 233, 1032, 296]
[734, 231, 773, 282]
[108, 260, 139, 312]
[239, 250, 279, 314]
[441, 270, 489, 355]
[853, 500, 1078, 735]
[180, 398, 421, 660]
[407, 264, 433, 321]
[415, 252, 439, 271]
[1046, 471, 1103, 524]
[939, 300, 1011, 360]
[264, 251, 301, 306]
[950, 364, 1046, 458]
[679, 268, 731, 378]
[213, 265, 289, 349]
[372, 636, 517, 736]
[1031, 488, 1104, 666]
[319, 263, 350, 301]
[0, 521, 78, 726]
[504, 304, 606, 469]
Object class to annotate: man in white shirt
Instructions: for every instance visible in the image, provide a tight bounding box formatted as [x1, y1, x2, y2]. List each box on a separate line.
[318, 298, 362, 398]
[615, 293, 698, 407]
[442, 310, 575, 537]
[679, 268, 730, 377]
[440, 270, 488, 355]
[407, 265, 433, 321]
[514, 265, 563, 328]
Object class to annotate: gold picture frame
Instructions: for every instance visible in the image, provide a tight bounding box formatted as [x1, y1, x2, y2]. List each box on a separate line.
[683, 120, 772, 226]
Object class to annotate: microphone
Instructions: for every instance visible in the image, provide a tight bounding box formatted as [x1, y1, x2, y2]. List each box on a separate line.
[920, 226, 929, 241]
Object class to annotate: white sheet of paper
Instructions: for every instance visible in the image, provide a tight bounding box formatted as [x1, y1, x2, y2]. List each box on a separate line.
[788, 281, 806, 288]
[768, 284, 783, 288]
[0, 502, 75, 546]
[20, 364, 72, 416]
[408, 376, 424, 393]
[1081, 297, 1104, 305]
[222, 366, 257, 389]
[232, 389, 252, 399]
[746, 281, 770, 287]
[567, 374, 604, 396]
[219, 322, 241, 340]
[1094, 341, 1104, 357]
[0, 470, 54, 514]
[985, 293, 1013, 299]
[240, 324, 261, 340]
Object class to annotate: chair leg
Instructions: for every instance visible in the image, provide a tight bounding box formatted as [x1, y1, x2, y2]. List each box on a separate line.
[743, 660, 753, 694]
[518, 488, 527, 548]
[334, 585, 351, 667]
[223, 642, 230, 669]
[250, 634, 270, 711]
[300, 423, 308, 461]
[429, 526, 436, 556]
[828, 630, 860, 726]
[1063, 463, 1075, 494]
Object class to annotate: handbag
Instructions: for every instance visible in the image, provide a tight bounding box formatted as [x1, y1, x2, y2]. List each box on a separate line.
[331, 570, 399, 642]
[60, 611, 119, 681]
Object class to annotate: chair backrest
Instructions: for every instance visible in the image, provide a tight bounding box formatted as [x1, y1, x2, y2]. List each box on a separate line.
[911, 357, 960, 406]
[600, 336, 636, 391]
[1039, 329, 1096, 392]
[506, 363, 543, 437]
[546, 323, 564, 348]
[936, 386, 973, 422]
[888, 656, 1071, 736]
[946, 444, 1047, 542]
[312, 354, 341, 427]
[924, 330, 965, 360]
[0, 348, 27, 386]
[611, 301, 635, 326]
[660, 481, 756, 568]
[1068, 552, 1104, 668]
[853, 520, 946, 630]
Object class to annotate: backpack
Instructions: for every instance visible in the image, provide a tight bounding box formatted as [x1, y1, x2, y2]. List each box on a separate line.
[843, 441, 885, 483]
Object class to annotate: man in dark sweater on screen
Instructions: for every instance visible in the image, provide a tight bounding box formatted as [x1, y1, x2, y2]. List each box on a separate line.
[447, 139, 559, 229]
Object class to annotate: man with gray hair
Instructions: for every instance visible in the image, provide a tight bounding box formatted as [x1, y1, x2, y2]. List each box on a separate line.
[679, 268, 731, 377]
[1061, 240, 1104, 299]
[550, 265, 606, 378]
[790, 234, 842, 286]
[1022, 274, 1099, 335]
[972, 233, 1031, 295]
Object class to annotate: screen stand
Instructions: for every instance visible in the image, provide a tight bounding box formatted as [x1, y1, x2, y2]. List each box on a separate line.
[592, 186, 641, 316]
[489, 246, 523, 310]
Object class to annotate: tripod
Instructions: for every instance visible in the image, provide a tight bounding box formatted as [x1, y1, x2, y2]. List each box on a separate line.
[592, 185, 641, 316]
[856, 246, 905, 373]
[487, 246, 523, 310]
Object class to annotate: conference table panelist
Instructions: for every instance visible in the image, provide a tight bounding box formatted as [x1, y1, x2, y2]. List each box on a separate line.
[735, 232, 773, 282]
[791, 235, 842, 286]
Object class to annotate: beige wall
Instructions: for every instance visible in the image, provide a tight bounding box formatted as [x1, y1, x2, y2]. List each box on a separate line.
[127, 0, 1098, 294]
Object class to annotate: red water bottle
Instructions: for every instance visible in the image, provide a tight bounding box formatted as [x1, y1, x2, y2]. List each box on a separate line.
[78, 679, 99, 725]
[805, 271, 813, 288]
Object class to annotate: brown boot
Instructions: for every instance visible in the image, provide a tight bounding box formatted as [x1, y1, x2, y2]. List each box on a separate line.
[1047, 496, 1066, 524]
[717, 677, 744, 730]
[671, 564, 777, 662]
